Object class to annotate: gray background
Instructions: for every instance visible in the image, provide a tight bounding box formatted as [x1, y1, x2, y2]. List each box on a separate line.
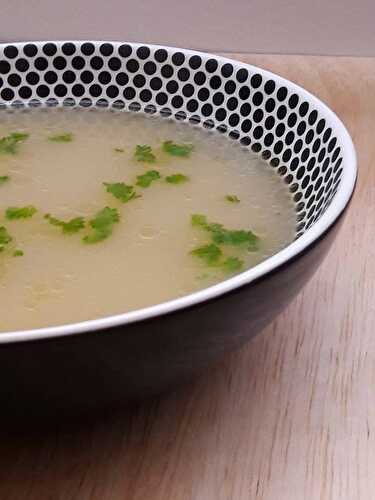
[0, 0, 374, 56]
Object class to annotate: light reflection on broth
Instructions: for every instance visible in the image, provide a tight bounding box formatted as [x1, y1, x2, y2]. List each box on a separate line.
[0, 108, 295, 331]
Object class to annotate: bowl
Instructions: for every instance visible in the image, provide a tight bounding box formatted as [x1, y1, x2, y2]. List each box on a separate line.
[0, 41, 356, 418]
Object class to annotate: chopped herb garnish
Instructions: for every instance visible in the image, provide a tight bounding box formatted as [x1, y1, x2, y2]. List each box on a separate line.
[104, 182, 140, 203]
[6, 206, 37, 220]
[13, 249, 24, 257]
[225, 195, 240, 203]
[45, 214, 85, 234]
[0, 176, 9, 185]
[191, 243, 222, 265]
[114, 148, 125, 153]
[0, 226, 12, 251]
[166, 173, 189, 184]
[83, 207, 120, 244]
[48, 133, 73, 143]
[136, 170, 161, 188]
[222, 256, 244, 272]
[162, 141, 193, 157]
[134, 145, 156, 163]
[0, 132, 29, 155]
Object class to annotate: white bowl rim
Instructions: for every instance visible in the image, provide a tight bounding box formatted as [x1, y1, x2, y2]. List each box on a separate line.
[0, 41, 357, 343]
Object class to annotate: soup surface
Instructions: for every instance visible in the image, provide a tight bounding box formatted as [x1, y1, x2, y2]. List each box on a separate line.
[0, 108, 295, 332]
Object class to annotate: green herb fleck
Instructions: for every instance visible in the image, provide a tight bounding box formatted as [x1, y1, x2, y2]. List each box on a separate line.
[0, 176, 10, 185]
[45, 214, 85, 234]
[134, 145, 156, 163]
[104, 182, 140, 203]
[83, 207, 120, 244]
[162, 141, 193, 157]
[225, 195, 240, 203]
[114, 148, 125, 153]
[0, 226, 12, 251]
[48, 133, 73, 143]
[166, 173, 189, 184]
[191, 244, 222, 266]
[13, 249, 24, 257]
[6, 206, 37, 220]
[0, 132, 29, 155]
[222, 256, 244, 272]
[136, 170, 161, 188]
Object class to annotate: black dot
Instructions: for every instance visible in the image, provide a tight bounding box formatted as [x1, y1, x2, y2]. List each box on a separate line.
[278, 166, 287, 176]
[161, 64, 173, 78]
[108, 57, 121, 71]
[81, 43, 95, 56]
[160, 106, 171, 117]
[265, 98, 275, 112]
[265, 116, 275, 130]
[105, 85, 118, 98]
[44, 71, 57, 84]
[241, 120, 252, 133]
[209, 75, 221, 89]
[54, 84, 67, 97]
[264, 80, 276, 94]
[240, 136, 251, 146]
[155, 49, 168, 63]
[118, 44, 132, 58]
[194, 72, 206, 85]
[305, 130, 314, 144]
[182, 84, 194, 97]
[123, 87, 136, 100]
[43, 43, 57, 56]
[297, 121, 306, 136]
[282, 149, 292, 162]
[150, 77, 162, 90]
[316, 119, 326, 134]
[115, 72, 128, 86]
[273, 140, 283, 154]
[98, 71, 111, 84]
[189, 55, 201, 69]
[239, 86, 250, 100]
[328, 137, 337, 153]
[197, 88, 209, 101]
[215, 108, 227, 121]
[166, 80, 178, 93]
[307, 157, 316, 171]
[132, 74, 145, 88]
[89, 84, 102, 97]
[201, 103, 213, 116]
[4, 45, 18, 59]
[212, 92, 224, 106]
[171, 95, 183, 108]
[126, 59, 139, 73]
[322, 158, 330, 172]
[294, 139, 303, 153]
[253, 126, 263, 139]
[323, 128, 332, 143]
[224, 80, 236, 94]
[144, 61, 157, 75]
[175, 67, 189, 82]
[80, 70, 94, 84]
[288, 94, 299, 108]
[312, 138, 321, 153]
[288, 113, 297, 127]
[324, 167, 333, 182]
[62, 43, 76, 56]
[53, 56, 67, 70]
[285, 131, 295, 145]
[172, 52, 185, 66]
[35, 57, 49, 70]
[277, 105, 287, 119]
[236, 68, 248, 83]
[15, 59, 29, 72]
[250, 74, 262, 88]
[72, 84, 85, 96]
[144, 104, 156, 114]
[62, 70, 76, 84]
[334, 157, 342, 173]
[296, 166, 306, 180]
[100, 43, 113, 56]
[252, 143, 262, 152]
[277, 87, 288, 101]
[301, 147, 310, 162]
[240, 102, 251, 116]
[7, 74, 21, 87]
[156, 92, 168, 105]
[26, 72, 39, 85]
[91, 56, 104, 70]
[187, 99, 198, 112]
[113, 99, 125, 110]
[203, 119, 215, 129]
[228, 130, 240, 140]
[1, 88, 14, 100]
[36, 85, 49, 97]
[252, 92, 263, 106]
[63, 97, 75, 107]
[23, 44, 38, 57]
[308, 110, 318, 125]
[18, 86, 32, 99]
[228, 113, 239, 126]
[72, 56, 85, 70]
[299, 101, 309, 117]
[0, 61, 11, 74]
[311, 166, 320, 181]
[253, 109, 264, 123]
[275, 123, 285, 137]
[221, 63, 233, 77]
[302, 175, 311, 190]
[205, 59, 218, 73]
[291, 158, 299, 171]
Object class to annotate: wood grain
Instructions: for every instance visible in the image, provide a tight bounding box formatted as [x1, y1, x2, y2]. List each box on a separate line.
[0, 55, 373, 500]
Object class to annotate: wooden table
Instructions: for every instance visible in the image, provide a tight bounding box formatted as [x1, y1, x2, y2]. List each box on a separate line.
[0, 55, 373, 500]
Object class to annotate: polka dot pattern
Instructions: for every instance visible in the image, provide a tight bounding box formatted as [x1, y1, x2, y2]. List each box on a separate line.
[0, 42, 345, 236]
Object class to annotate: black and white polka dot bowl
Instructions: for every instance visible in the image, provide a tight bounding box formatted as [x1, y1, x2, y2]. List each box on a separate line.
[0, 42, 356, 420]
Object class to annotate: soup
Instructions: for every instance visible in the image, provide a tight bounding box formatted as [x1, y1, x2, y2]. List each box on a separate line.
[0, 108, 295, 331]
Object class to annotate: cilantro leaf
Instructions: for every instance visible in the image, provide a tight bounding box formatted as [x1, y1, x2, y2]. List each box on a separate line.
[136, 170, 161, 188]
[191, 244, 222, 265]
[0, 132, 29, 155]
[0, 176, 10, 185]
[6, 206, 37, 220]
[191, 214, 208, 228]
[13, 249, 24, 257]
[48, 133, 73, 143]
[83, 207, 120, 244]
[222, 256, 244, 272]
[162, 141, 193, 157]
[134, 145, 156, 163]
[45, 214, 85, 234]
[225, 195, 240, 203]
[104, 182, 140, 203]
[165, 173, 189, 184]
[0, 226, 12, 251]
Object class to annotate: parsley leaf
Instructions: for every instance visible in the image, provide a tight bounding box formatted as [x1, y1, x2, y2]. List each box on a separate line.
[0, 132, 29, 155]
[0, 176, 10, 185]
[134, 145, 156, 163]
[0, 226, 12, 251]
[191, 243, 222, 265]
[13, 249, 24, 257]
[162, 141, 193, 157]
[104, 182, 140, 203]
[45, 214, 85, 234]
[48, 133, 73, 143]
[6, 206, 37, 220]
[166, 173, 189, 184]
[83, 207, 120, 244]
[222, 256, 244, 272]
[136, 170, 161, 188]
[225, 195, 240, 203]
